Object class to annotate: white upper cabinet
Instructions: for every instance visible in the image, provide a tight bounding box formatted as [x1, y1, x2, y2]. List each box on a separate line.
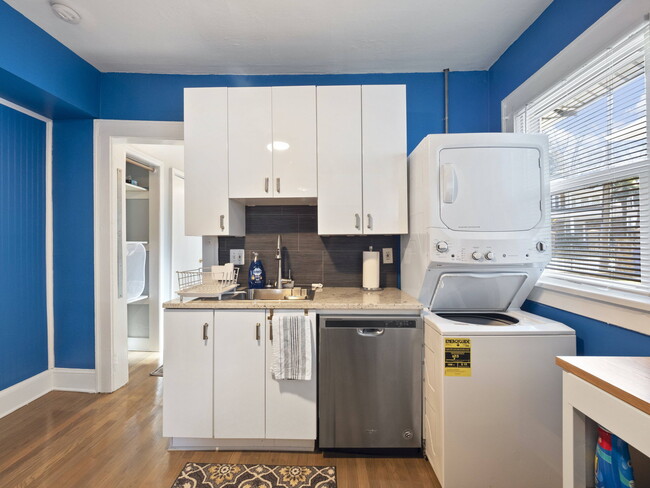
[271, 86, 317, 198]
[183, 88, 244, 236]
[228, 87, 274, 199]
[317, 85, 364, 235]
[317, 84, 407, 235]
[362, 85, 408, 235]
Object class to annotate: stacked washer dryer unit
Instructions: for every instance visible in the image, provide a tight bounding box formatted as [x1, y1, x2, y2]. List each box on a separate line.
[401, 133, 576, 488]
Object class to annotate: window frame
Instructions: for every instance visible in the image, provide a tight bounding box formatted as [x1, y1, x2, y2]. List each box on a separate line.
[500, 2, 650, 335]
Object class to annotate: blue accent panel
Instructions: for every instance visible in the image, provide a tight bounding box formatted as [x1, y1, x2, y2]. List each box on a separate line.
[52, 119, 95, 369]
[487, 0, 620, 131]
[0, 103, 48, 390]
[522, 300, 650, 356]
[100, 71, 490, 152]
[0, 1, 100, 118]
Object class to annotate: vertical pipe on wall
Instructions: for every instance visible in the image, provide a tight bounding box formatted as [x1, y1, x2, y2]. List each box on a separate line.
[443, 68, 450, 133]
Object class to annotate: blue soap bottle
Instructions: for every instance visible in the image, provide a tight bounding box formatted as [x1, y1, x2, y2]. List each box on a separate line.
[248, 252, 266, 289]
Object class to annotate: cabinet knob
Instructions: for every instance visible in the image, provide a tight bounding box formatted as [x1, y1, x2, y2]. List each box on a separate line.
[202, 322, 209, 341]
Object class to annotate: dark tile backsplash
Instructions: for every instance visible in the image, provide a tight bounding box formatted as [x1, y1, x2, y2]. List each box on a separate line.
[218, 206, 399, 288]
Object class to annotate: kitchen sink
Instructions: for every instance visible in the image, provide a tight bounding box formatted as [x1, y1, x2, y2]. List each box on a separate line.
[192, 287, 314, 301]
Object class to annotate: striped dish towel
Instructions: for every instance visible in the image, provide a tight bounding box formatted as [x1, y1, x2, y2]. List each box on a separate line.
[271, 314, 312, 381]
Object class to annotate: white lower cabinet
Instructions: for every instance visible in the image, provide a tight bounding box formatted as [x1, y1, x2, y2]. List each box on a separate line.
[213, 310, 266, 439]
[163, 309, 317, 446]
[162, 310, 214, 438]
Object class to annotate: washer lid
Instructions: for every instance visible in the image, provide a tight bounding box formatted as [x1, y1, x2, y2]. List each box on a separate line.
[429, 272, 528, 312]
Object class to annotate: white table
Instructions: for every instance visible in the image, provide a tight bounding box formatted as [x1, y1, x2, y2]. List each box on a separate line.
[556, 356, 650, 488]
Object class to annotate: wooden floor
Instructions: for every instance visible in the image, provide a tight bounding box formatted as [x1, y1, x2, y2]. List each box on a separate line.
[0, 352, 440, 488]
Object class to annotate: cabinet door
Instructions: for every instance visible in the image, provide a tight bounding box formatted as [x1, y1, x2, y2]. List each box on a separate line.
[362, 85, 408, 234]
[213, 310, 267, 439]
[271, 86, 317, 198]
[317, 86, 363, 235]
[184, 88, 244, 236]
[265, 311, 317, 440]
[162, 310, 214, 438]
[228, 87, 273, 199]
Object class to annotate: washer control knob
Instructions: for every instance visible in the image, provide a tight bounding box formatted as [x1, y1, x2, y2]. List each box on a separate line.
[436, 241, 449, 253]
[485, 251, 494, 261]
[536, 241, 547, 252]
[471, 251, 482, 261]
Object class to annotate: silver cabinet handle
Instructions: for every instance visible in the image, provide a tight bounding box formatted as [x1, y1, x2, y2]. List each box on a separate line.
[367, 213, 373, 230]
[256, 323, 260, 341]
[219, 215, 225, 230]
[276, 177, 280, 194]
[265, 177, 269, 193]
[269, 323, 273, 342]
[202, 323, 209, 341]
[355, 213, 361, 230]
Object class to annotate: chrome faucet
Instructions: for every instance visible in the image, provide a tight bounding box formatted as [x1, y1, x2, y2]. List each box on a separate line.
[275, 234, 282, 289]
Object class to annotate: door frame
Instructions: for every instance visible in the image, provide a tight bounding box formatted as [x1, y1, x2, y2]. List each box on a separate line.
[94, 120, 183, 393]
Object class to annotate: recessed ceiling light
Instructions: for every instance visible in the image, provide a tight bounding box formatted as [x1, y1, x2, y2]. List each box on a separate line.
[50, 2, 82, 24]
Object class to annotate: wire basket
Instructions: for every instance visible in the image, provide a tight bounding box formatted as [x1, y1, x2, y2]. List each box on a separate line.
[176, 266, 240, 301]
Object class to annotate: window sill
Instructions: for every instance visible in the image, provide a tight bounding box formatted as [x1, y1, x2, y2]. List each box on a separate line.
[528, 277, 650, 336]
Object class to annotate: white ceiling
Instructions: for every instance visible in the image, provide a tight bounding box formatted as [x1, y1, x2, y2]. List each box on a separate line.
[6, 0, 552, 75]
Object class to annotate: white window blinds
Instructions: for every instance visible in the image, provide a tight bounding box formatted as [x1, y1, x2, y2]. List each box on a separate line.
[515, 23, 650, 294]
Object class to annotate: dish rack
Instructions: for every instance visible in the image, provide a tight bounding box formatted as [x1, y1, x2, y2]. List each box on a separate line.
[176, 267, 240, 302]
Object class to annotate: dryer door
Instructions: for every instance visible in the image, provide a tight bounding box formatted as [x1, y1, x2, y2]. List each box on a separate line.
[439, 146, 542, 232]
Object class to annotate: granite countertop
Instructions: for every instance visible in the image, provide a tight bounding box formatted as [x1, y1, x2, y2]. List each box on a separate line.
[163, 287, 423, 310]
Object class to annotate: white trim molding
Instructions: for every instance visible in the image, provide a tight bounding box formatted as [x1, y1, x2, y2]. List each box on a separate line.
[94, 120, 184, 393]
[0, 368, 97, 420]
[52, 368, 97, 393]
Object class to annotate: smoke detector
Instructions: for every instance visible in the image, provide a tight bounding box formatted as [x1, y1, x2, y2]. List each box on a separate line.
[50, 3, 82, 24]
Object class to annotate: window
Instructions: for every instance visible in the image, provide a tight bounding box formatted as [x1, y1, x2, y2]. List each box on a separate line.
[515, 23, 650, 296]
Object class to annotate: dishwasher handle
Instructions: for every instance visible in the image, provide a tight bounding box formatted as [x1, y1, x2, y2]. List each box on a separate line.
[357, 328, 385, 337]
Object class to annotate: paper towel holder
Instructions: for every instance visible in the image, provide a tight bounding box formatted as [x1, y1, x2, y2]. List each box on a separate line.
[362, 246, 383, 291]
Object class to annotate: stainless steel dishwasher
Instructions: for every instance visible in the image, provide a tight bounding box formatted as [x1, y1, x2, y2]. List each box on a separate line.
[318, 314, 423, 449]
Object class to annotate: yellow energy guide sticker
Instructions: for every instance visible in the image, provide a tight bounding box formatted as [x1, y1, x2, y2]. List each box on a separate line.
[445, 338, 471, 377]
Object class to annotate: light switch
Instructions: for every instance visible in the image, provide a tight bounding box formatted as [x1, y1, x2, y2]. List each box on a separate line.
[382, 248, 393, 264]
[230, 249, 245, 265]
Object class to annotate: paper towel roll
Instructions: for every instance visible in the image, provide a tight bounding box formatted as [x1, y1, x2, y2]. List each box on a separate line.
[362, 251, 380, 289]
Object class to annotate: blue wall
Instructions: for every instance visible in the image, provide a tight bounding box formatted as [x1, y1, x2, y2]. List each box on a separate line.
[487, 0, 620, 131]
[52, 119, 95, 369]
[0, 104, 49, 390]
[0, 2, 100, 118]
[100, 70, 489, 153]
[523, 301, 650, 356]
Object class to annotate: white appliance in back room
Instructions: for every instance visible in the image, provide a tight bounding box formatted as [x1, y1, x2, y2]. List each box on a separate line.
[401, 133, 576, 488]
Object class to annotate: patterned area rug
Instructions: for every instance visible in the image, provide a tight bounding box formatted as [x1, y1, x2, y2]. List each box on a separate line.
[171, 463, 336, 488]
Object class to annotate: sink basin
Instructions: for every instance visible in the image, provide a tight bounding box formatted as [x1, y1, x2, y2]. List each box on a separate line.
[191, 287, 314, 302]
[249, 287, 313, 300]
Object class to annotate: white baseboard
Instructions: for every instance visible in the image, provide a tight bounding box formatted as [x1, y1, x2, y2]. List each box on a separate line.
[52, 368, 97, 393]
[168, 437, 315, 451]
[0, 368, 97, 420]
[0, 370, 52, 419]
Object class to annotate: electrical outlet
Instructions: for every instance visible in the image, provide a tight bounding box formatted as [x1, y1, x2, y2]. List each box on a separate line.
[230, 249, 245, 265]
[382, 248, 393, 264]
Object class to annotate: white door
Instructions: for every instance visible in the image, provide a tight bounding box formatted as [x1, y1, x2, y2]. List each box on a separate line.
[171, 169, 202, 296]
[271, 86, 317, 198]
[184, 87, 236, 236]
[213, 310, 267, 439]
[265, 311, 318, 440]
[162, 310, 214, 438]
[317, 85, 363, 235]
[228, 87, 273, 199]
[362, 85, 408, 234]
[439, 147, 542, 232]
